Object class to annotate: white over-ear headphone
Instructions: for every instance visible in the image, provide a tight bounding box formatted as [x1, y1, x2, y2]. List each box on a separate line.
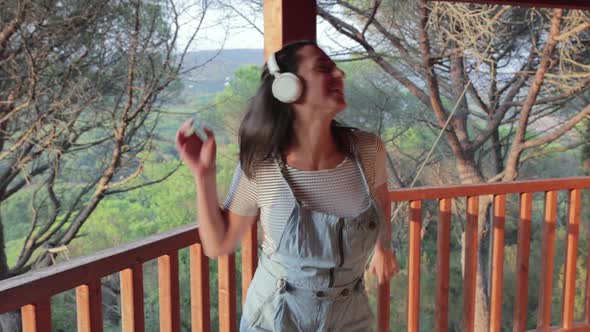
[267, 52, 302, 103]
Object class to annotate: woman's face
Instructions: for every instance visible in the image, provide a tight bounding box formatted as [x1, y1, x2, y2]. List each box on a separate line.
[294, 45, 346, 115]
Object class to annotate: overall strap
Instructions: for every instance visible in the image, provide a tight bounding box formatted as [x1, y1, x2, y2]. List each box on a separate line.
[274, 152, 300, 203]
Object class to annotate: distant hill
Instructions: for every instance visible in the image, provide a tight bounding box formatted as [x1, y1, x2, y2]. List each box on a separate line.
[181, 49, 263, 94]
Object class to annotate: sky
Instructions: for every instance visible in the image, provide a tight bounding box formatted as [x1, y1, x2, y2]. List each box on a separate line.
[176, 2, 354, 53]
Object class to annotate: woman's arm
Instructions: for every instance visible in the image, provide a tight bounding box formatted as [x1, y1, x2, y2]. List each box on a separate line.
[368, 183, 400, 284]
[195, 174, 258, 257]
[177, 119, 258, 258]
[375, 183, 393, 251]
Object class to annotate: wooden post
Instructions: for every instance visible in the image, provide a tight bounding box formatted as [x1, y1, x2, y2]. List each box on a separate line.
[562, 189, 581, 328]
[463, 196, 479, 332]
[513, 192, 533, 332]
[241, 225, 257, 306]
[435, 198, 452, 332]
[490, 194, 506, 332]
[218, 254, 237, 332]
[264, 0, 317, 58]
[21, 300, 51, 332]
[537, 191, 557, 329]
[76, 279, 103, 332]
[190, 243, 211, 331]
[407, 200, 422, 332]
[158, 252, 180, 332]
[120, 266, 145, 332]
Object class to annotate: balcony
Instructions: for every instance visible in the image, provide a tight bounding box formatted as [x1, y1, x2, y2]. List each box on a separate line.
[2, 177, 590, 332]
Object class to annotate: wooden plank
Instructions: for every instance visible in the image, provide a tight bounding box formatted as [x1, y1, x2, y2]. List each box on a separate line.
[586, 192, 590, 324]
[537, 191, 558, 329]
[218, 254, 236, 332]
[120, 265, 144, 332]
[527, 322, 590, 331]
[190, 243, 210, 332]
[159, 252, 180, 332]
[462, 196, 479, 332]
[562, 189, 581, 329]
[263, 0, 282, 58]
[377, 282, 390, 332]
[490, 194, 506, 332]
[241, 224, 258, 306]
[435, 198, 452, 332]
[407, 200, 422, 332]
[21, 299, 51, 332]
[433, 0, 590, 10]
[513, 192, 533, 332]
[0, 224, 199, 313]
[76, 279, 103, 332]
[388, 177, 590, 203]
[282, 0, 316, 45]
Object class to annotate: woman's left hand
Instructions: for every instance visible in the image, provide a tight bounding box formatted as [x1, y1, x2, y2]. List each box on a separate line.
[368, 245, 400, 284]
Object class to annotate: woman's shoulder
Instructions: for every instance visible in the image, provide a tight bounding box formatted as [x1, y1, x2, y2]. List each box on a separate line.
[348, 129, 383, 151]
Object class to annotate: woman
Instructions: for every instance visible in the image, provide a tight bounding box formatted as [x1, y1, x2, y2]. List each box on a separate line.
[176, 41, 399, 331]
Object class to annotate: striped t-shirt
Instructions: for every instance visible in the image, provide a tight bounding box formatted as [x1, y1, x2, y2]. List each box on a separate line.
[223, 130, 386, 254]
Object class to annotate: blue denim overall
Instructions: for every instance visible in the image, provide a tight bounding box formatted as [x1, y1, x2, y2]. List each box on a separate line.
[240, 140, 382, 331]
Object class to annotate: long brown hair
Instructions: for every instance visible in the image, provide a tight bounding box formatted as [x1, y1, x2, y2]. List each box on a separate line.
[238, 41, 354, 179]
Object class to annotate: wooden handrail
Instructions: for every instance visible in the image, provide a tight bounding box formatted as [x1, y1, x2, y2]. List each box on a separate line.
[0, 224, 199, 313]
[433, 0, 590, 10]
[388, 176, 590, 202]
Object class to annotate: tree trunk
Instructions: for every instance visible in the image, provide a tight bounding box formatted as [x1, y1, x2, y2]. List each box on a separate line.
[457, 159, 491, 331]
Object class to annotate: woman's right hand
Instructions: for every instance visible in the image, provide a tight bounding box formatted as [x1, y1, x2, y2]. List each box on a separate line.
[175, 119, 217, 179]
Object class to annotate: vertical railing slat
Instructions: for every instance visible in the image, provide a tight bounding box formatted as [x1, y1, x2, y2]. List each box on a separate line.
[407, 200, 422, 332]
[586, 194, 590, 324]
[159, 252, 180, 332]
[537, 190, 558, 329]
[513, 192, 533, 332]
[562, 189, 581, 329]
[190, 243, 211, 332]
[377, 281, 391, 332]
[490, 194, 506, 332]
[219, 254, 237, 332]
[435, 198, 452, 332]
[76, 279, 103, 332]
[120, 265, 145, 332]
[21, 299, 51, 332]
[241, 224, 258, 305]
[462, 196, 479, 332]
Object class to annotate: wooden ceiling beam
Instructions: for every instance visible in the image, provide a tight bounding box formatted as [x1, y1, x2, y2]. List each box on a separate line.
[431, 0, 590, 10]
[263, 0, 316, 59]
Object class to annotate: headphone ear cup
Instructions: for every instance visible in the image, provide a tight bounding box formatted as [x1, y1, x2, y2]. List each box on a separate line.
[272, 72, 302, 103]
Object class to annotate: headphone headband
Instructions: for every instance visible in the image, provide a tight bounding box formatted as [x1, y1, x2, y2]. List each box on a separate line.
[267, 52, 280, 76]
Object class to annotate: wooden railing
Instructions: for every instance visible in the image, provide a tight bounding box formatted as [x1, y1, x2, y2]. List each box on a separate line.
[0, 225, 209, 332]
[386, 177, 590, 332]
[1, 176, 590, 331]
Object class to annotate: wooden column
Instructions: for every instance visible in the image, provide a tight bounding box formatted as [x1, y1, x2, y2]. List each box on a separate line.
[264, 0, 317, 58]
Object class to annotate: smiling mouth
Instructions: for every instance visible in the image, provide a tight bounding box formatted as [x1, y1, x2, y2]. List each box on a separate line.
[329, 87, 344, 95]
